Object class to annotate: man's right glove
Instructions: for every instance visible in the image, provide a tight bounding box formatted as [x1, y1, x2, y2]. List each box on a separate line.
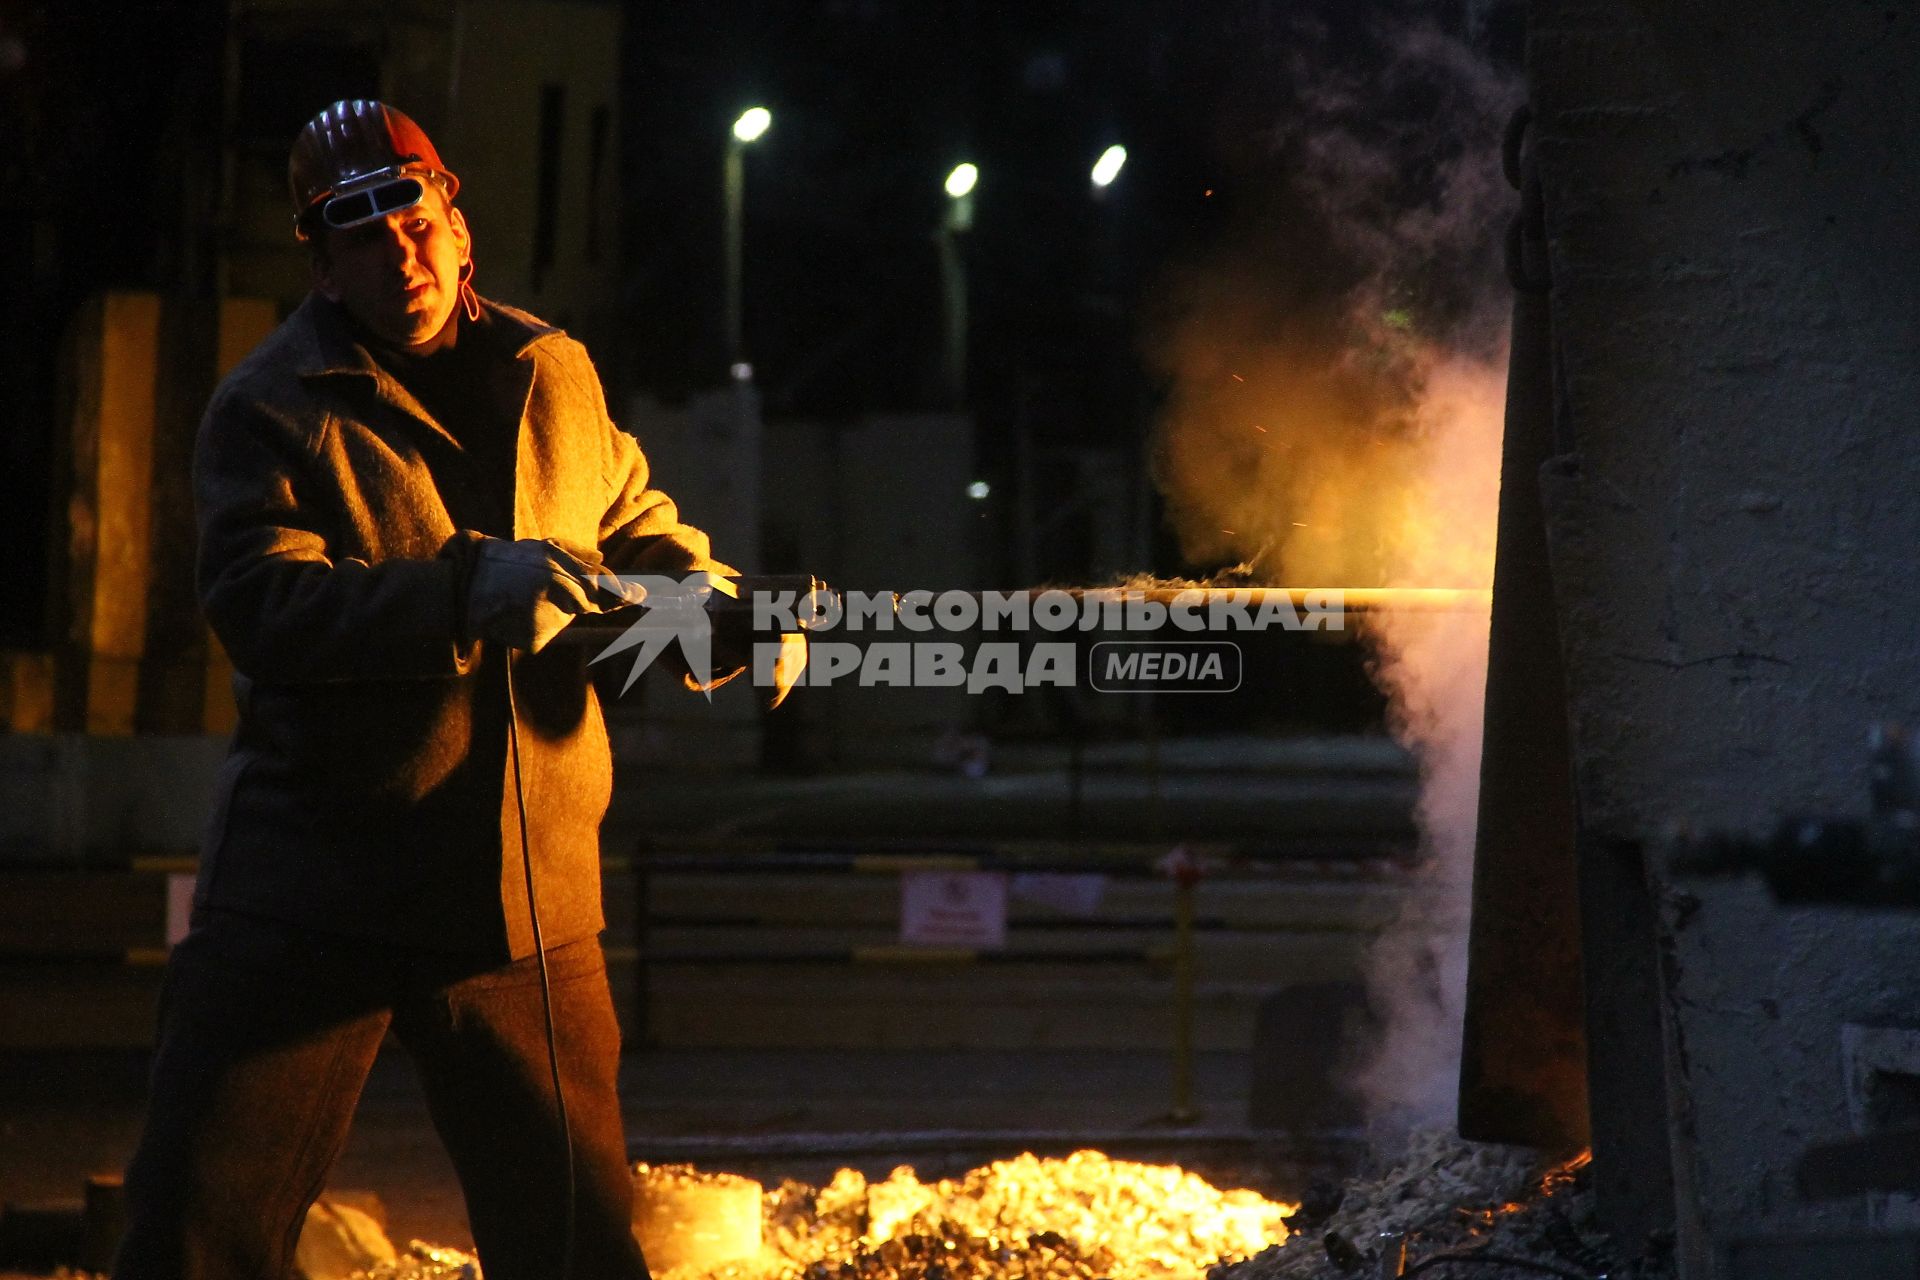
[762, 631, 808, 710]
[464, 536, 606, 653]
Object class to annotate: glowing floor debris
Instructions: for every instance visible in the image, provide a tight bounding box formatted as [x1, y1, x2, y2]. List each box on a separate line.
[677, 1150, 1293, 1280]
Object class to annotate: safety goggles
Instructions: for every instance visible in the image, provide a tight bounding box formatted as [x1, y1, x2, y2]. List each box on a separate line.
[317, 173, 427, 231]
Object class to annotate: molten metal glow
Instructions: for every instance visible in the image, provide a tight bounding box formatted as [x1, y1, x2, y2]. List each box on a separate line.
[718, 1150, 1294, 1280]
[1097, 583, 1490, 612]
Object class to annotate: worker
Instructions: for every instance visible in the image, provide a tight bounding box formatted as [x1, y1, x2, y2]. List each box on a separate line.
[112, 99, 801, 1279]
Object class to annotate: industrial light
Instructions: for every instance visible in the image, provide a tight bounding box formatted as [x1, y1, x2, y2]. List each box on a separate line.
[732, 107, 772, 143]
[966, 480, 991, 500]
[945, 163, 979, 199]
[1090, 144, 1127, 187]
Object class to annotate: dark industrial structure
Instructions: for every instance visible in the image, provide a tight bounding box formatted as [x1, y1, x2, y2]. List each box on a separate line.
[1, 2, 1917, 1277]
[1465, 3, 1920, 1275]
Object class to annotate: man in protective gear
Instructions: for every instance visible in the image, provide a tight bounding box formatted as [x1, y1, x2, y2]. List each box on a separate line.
[112, 99, 800, 1279]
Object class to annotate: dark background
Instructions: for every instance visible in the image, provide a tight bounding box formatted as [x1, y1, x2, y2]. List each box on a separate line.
[0, 0, 1520, 655]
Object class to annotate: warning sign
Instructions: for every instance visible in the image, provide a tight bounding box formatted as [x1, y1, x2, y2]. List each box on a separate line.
[899, 871, 1008, 949]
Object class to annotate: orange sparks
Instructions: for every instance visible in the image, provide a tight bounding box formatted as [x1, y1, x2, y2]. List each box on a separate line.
[1541, 1149, 1594, 1196]
[1229, 373, 1244, 382]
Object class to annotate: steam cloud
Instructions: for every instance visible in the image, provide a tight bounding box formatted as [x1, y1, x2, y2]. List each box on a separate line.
[1147, 14, 1520, 1135]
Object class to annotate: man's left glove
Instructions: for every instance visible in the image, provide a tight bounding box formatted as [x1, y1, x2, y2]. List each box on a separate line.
[464, 536, 606, 653]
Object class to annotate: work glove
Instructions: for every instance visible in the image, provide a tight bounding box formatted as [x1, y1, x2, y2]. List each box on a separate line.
[464, 536, 607, 653]
[762, 631, 808, 710]
[677, 630, 804, 707]
[703, 575, 807, 709]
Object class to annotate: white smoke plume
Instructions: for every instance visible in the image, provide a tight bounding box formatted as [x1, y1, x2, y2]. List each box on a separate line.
[1349, 356, 1504, 1138]
[1146, 12, 1519, 1135]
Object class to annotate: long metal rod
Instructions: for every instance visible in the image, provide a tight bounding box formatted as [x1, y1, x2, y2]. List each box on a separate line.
[847, 585, 1491, 612]
[568, 584, 1491, 638]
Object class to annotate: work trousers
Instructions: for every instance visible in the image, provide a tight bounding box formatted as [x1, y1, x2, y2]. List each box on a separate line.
[112, 908, 651, 1280]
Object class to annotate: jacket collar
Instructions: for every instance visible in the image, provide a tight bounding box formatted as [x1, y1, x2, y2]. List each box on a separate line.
[288, 293, 556, 457]
[291, 291, 561, 381]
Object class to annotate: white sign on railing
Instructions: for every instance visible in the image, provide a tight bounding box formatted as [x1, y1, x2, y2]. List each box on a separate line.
[899, 871, 1008, 948]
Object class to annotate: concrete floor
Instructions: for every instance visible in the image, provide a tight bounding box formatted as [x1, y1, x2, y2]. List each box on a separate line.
[0, 1045, 1282, 1253]
[0, 735, 1403, 1263]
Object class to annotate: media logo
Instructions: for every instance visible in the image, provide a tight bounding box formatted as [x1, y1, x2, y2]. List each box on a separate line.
[1088, 642, 1242, 693]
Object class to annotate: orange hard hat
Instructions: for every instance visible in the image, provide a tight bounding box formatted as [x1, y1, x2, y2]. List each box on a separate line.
[288, 99, 460, 240]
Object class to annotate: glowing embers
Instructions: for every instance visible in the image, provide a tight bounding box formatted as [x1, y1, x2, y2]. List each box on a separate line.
[660, 1150, 1294, 1280]
[636, 1165, 767, 1271]
[1538, 1149, 1592, 1199]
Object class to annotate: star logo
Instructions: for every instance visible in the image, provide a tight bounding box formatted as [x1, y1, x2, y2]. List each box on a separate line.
[588, 572, 728, 697]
